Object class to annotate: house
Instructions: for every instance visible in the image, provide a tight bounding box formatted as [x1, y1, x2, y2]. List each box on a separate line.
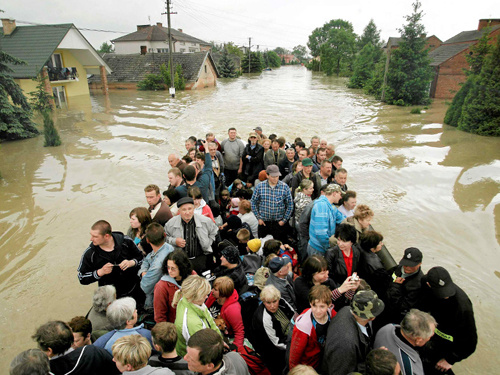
[279, 54, 299, 64]
[0, 19, 111, 107]
[112, 23, 211, 55]
[88, 51, 219, 90]
[428, 19, 500, 99]
[384, 35, 442, 52]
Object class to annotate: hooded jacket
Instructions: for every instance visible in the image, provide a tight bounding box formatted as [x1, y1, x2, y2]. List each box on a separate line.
[154, 275, 182, 323]
[206, 289, 245, 349]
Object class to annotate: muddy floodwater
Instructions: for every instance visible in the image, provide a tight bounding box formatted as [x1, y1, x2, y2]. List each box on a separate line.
[0, 65, 499, 372]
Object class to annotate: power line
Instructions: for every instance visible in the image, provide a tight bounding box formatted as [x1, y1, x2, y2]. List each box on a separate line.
[15, 20, 129, 34]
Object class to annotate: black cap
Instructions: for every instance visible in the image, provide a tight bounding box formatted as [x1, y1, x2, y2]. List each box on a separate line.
[177, 197, 194, 208]
[400, 247, 423, 266]
[425, 266, 456, 299]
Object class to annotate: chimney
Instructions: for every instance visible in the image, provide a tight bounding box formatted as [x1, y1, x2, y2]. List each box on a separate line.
[156, 22, 162, 28]
[178, 28, 183, 33]
[1, 19, 17, 36]
[478, 18, 500, 30]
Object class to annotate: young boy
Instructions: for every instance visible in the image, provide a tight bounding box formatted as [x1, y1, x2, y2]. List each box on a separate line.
[148, 322, 190, 374]
[288, 285, 336, 371]
[112, 335, 174, 374]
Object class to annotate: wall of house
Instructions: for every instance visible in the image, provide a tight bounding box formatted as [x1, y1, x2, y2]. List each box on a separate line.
[426, 36, 442, 51]
[114, 41, 203, 54]
[190, 59, 217, 90]
[432, 50, 469, 98]
[16, 49, 89, 99]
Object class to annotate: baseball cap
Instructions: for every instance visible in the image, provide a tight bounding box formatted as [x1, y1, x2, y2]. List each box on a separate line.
[249, 132, 258, 138]
[324, 184, 343, 194]
[268, 257, 291, 273]
[253, 267, 270, 289]
[254, 126, 263, 132]
[351, 290, 385, 319]
[302, 158, 313, 167]
[425, 266, 456, 298]
[266, 165, 281, 177]
[247, 239, 261, 253]
[400, 247, 423, 266]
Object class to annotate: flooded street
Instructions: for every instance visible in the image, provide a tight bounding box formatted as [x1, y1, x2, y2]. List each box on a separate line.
[1, 65, 499, 372]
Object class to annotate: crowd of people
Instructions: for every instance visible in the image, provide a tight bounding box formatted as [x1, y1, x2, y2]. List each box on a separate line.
[11, 128, 478, 375]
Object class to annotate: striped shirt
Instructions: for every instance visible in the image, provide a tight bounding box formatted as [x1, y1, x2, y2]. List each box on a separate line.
[251, 180, 293, 222]
[182, 218, 202, 258]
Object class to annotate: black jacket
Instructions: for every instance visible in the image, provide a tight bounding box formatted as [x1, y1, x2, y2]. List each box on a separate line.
[242, 143, 264, 183]
[357, 250, 392, 300]
[385, 264, 423, 323]
[294, 276, 340, 315]
[77, 232, 143, 298]
[325, 244, 361, 286]
[290, 171, 322, 199]
[418, 283, 477, 365]
[214, 263, 249, 295]
[50, 345, 120, 375]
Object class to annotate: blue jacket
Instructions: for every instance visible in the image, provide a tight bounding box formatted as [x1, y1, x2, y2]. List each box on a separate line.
[138, 242, 174, 308]
[308, 196, 345, 253]
[94, 324, 152, 354]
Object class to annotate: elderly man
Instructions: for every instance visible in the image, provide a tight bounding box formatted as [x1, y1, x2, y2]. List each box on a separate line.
[185, 329, 250, 375]
[323, 290, 385, 375]
[307, 184, 345, 256]
[78, 220, 143, 299]
[10, 349, 51, 375]
[375, 309, 437, 375]
[333, 167, 348, 192]
[168, 153, 187, 172]
[164, 197, 218, 274]
[145, 184, 173, 226]
[32, 321, 119, 375]
[418, 267, 477, 375]
[326, 144, 336, 161]
[278, 146, 296, 178]
[290, 158, 322, 199]
[310, 136, 320, 152]
[138, 223, 174, 310]
[251, 165, 293, 243]
[264, 139, 286, 169]
[265, 256, 296, 311]
[94, 297, 153, 354]
[221, 127, 245, 186]
[254, 126, 266, 140]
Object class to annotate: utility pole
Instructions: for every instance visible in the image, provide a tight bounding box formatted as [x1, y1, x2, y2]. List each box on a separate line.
[248, 37, 251, 74]
[163, 0, 177, 98]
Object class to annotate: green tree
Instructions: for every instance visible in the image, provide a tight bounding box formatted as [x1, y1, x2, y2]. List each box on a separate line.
[383, 1, 433, 105]
[308, 19, 354, 58]
[292, 45, 307, 62]
[241, 51, 264, 73]
[364, 59, 386, 98]
[348, 43, 381, 88]
[458, 35, 500, 136]
[263, 51, 281, 68]
[210, 41, 223, 53]
[225, 42, 244, 59]
[137, 74, 165, 90]
[174, 64, 186, 90]
[319, 20, 357, 76]
[358, 19, 382, 50]
[42, 109, 61, 147]
[218, 48, 238, 78]
[0, 51, 39, 140]
[98, 42, 114, 53]
[444, 27, 492, 127]
[274, 47, 289, 55]
[160, 63, 171, 87]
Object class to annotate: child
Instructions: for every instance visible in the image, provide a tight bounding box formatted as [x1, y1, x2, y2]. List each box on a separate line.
[219, 189, 231, 219]
[236, 228, 251, 255]
[288, 285, 336, 371]
[112, 335, 174, 374]
[229, 197, 240, 216]
[148, 322, 190, 373]
[229, 179, 243, 197]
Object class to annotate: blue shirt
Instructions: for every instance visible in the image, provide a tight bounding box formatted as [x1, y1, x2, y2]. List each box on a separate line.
[251, 180, 293, 222]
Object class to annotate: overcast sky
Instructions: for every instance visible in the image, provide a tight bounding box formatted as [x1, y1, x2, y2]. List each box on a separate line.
[2, 0, 499, 51]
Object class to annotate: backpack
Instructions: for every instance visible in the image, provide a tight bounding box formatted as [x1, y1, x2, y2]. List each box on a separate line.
[237, 345, 271, 375]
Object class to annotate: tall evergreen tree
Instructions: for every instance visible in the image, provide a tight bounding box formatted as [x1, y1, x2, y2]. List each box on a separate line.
[384, 1, 433, 105]
[218, 48, 238, 78]
[358, 19, 382, 50]
[458, 35, 500, 136]
[0, 51, 39, 140]
[348, 43, 380, 89]
[264, 51, 281, 68]
[241, 51, 264, 73]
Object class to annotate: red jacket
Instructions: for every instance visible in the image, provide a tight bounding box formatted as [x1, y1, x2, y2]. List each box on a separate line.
[289, 307, 336, 370]
[206, 289, 245, 349]
[153, 276, 181, 323]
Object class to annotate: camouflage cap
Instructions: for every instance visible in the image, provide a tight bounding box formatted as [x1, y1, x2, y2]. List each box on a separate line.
[351, 290, 385, 319]
[253, 267, 270, 290]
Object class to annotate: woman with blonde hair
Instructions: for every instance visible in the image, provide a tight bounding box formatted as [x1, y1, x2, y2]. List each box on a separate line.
[293, 179, 314, 226]
[344, 204, 375, 243]
[174, 275, 221, 356]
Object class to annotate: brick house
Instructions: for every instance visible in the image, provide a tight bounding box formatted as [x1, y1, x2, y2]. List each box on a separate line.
[385, 35, 442, 52]
[88, 51, 219, 90]
[428, 19, 500, 99]
[279, 54, 299, 64]
[112, 23, 211, 55]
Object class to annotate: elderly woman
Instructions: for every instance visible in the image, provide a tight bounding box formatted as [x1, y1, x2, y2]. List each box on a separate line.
[87, 285, 116, 334]
[293, 255, 359, 314]
[206, 276, 245, 350]
[93, 297, 152, 354]
[154, 249, 193, 324]
[174, 275, 221, 357]
[252, 285, 295, 375]
[325, 223, 361, 286]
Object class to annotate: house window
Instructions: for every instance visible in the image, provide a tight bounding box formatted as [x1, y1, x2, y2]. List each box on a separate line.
[189, 47, 196, 53]
[47, 53, 63, 69]
[158, 48, 168, 53]
[52, 86, 67, 108]
[180, 48, 186, 53]
[205, 65, 207, 73]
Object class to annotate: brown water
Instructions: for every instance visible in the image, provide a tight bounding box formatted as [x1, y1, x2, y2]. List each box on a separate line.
[1, 65, 499, 372]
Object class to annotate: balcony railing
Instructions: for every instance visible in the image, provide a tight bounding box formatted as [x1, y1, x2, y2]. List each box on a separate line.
[47, 67, 79, 82]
